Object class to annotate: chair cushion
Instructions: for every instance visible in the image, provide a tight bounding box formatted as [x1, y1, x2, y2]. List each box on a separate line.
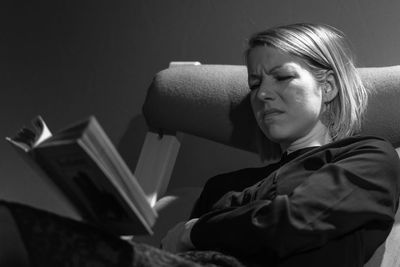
[364, 198, 400, 267]
[143, 65, 400, 153]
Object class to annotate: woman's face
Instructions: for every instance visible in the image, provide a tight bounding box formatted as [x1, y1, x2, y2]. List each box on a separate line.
[248, 46, 324, 148]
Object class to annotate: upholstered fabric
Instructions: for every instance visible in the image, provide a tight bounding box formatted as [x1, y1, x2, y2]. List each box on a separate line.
[143, 65, 258, 152]
[143, 65, 400, 151]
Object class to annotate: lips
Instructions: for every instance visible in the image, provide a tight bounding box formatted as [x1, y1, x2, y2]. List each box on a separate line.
[260, 108, 284, 121]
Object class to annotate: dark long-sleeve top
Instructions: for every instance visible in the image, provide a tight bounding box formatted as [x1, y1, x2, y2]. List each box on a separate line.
[189, 136, 400, 267]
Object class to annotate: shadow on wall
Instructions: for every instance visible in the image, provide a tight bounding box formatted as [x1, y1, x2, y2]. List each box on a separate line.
[117, 115, 148, 175]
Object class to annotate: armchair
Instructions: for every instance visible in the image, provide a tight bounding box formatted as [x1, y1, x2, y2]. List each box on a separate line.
[136, 63, 400, 266]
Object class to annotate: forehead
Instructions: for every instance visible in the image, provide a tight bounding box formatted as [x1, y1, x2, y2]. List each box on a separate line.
[247, 46, 308, 73]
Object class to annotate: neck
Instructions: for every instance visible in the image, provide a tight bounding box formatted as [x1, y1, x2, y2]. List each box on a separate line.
[283, 121, 332, 154]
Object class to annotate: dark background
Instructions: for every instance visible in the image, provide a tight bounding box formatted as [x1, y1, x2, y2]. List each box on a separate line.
[1, 0, 399, 217]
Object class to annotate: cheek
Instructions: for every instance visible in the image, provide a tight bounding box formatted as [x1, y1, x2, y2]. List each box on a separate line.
[291, 86, 323, 115]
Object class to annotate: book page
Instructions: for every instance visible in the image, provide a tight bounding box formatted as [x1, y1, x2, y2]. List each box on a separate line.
[35, 141, 154, 235]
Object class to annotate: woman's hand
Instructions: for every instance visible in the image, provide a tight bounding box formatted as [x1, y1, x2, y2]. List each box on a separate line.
[161, 218, 198, 253]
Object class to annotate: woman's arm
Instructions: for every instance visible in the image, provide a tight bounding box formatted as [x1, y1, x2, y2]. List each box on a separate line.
[190, 138, 400, 259]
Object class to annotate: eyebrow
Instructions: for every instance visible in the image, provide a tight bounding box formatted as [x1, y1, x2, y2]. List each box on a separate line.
[267, 65, 284, 74]
[248, 65, 284, 79]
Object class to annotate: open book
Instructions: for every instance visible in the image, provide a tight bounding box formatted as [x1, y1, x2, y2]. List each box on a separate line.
[6, 116, 157, 236]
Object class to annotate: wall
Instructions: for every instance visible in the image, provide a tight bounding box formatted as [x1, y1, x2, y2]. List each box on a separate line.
[1, 0, 400, 217]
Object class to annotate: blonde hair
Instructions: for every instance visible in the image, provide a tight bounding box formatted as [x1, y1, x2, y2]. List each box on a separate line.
[246, 23, 368, 161]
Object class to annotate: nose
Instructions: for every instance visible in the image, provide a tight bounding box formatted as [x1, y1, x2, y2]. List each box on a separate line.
[255, 78, 275, 102]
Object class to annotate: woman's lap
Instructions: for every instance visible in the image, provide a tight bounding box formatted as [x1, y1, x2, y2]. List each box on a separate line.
[0, 200, 244, 267]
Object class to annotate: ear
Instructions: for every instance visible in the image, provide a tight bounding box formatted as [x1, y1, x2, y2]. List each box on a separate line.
[322, 71, 338, 103]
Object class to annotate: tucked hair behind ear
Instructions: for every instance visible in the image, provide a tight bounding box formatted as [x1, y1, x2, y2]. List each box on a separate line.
[246, 23, 368, 161]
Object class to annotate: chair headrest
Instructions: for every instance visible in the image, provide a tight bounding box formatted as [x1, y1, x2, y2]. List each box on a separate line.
[143, 65, 400, 153]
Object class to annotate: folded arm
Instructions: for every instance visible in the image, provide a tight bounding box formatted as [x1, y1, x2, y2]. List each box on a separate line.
[190, 139, 400, 258]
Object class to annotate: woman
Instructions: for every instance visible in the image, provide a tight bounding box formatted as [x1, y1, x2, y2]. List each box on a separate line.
[161, 23, 400, 267]
[2, 23, 399, 267]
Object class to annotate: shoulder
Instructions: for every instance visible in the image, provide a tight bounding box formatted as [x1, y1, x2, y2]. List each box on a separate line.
[293, 135, 399, 169]
[319, 135, 400, 172]
[323, 135, 400, 192]
[331, 135, 392, 147]
[324, 135, 398, 160]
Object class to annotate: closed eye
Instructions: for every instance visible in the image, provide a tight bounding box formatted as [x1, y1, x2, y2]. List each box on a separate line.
[248, 77, 261, 91]
[249, 83, 260, 91]
[275, 75, 293, 81]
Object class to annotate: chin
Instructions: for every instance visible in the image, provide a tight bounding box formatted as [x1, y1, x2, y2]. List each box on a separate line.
[260, 127, 291, 144]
